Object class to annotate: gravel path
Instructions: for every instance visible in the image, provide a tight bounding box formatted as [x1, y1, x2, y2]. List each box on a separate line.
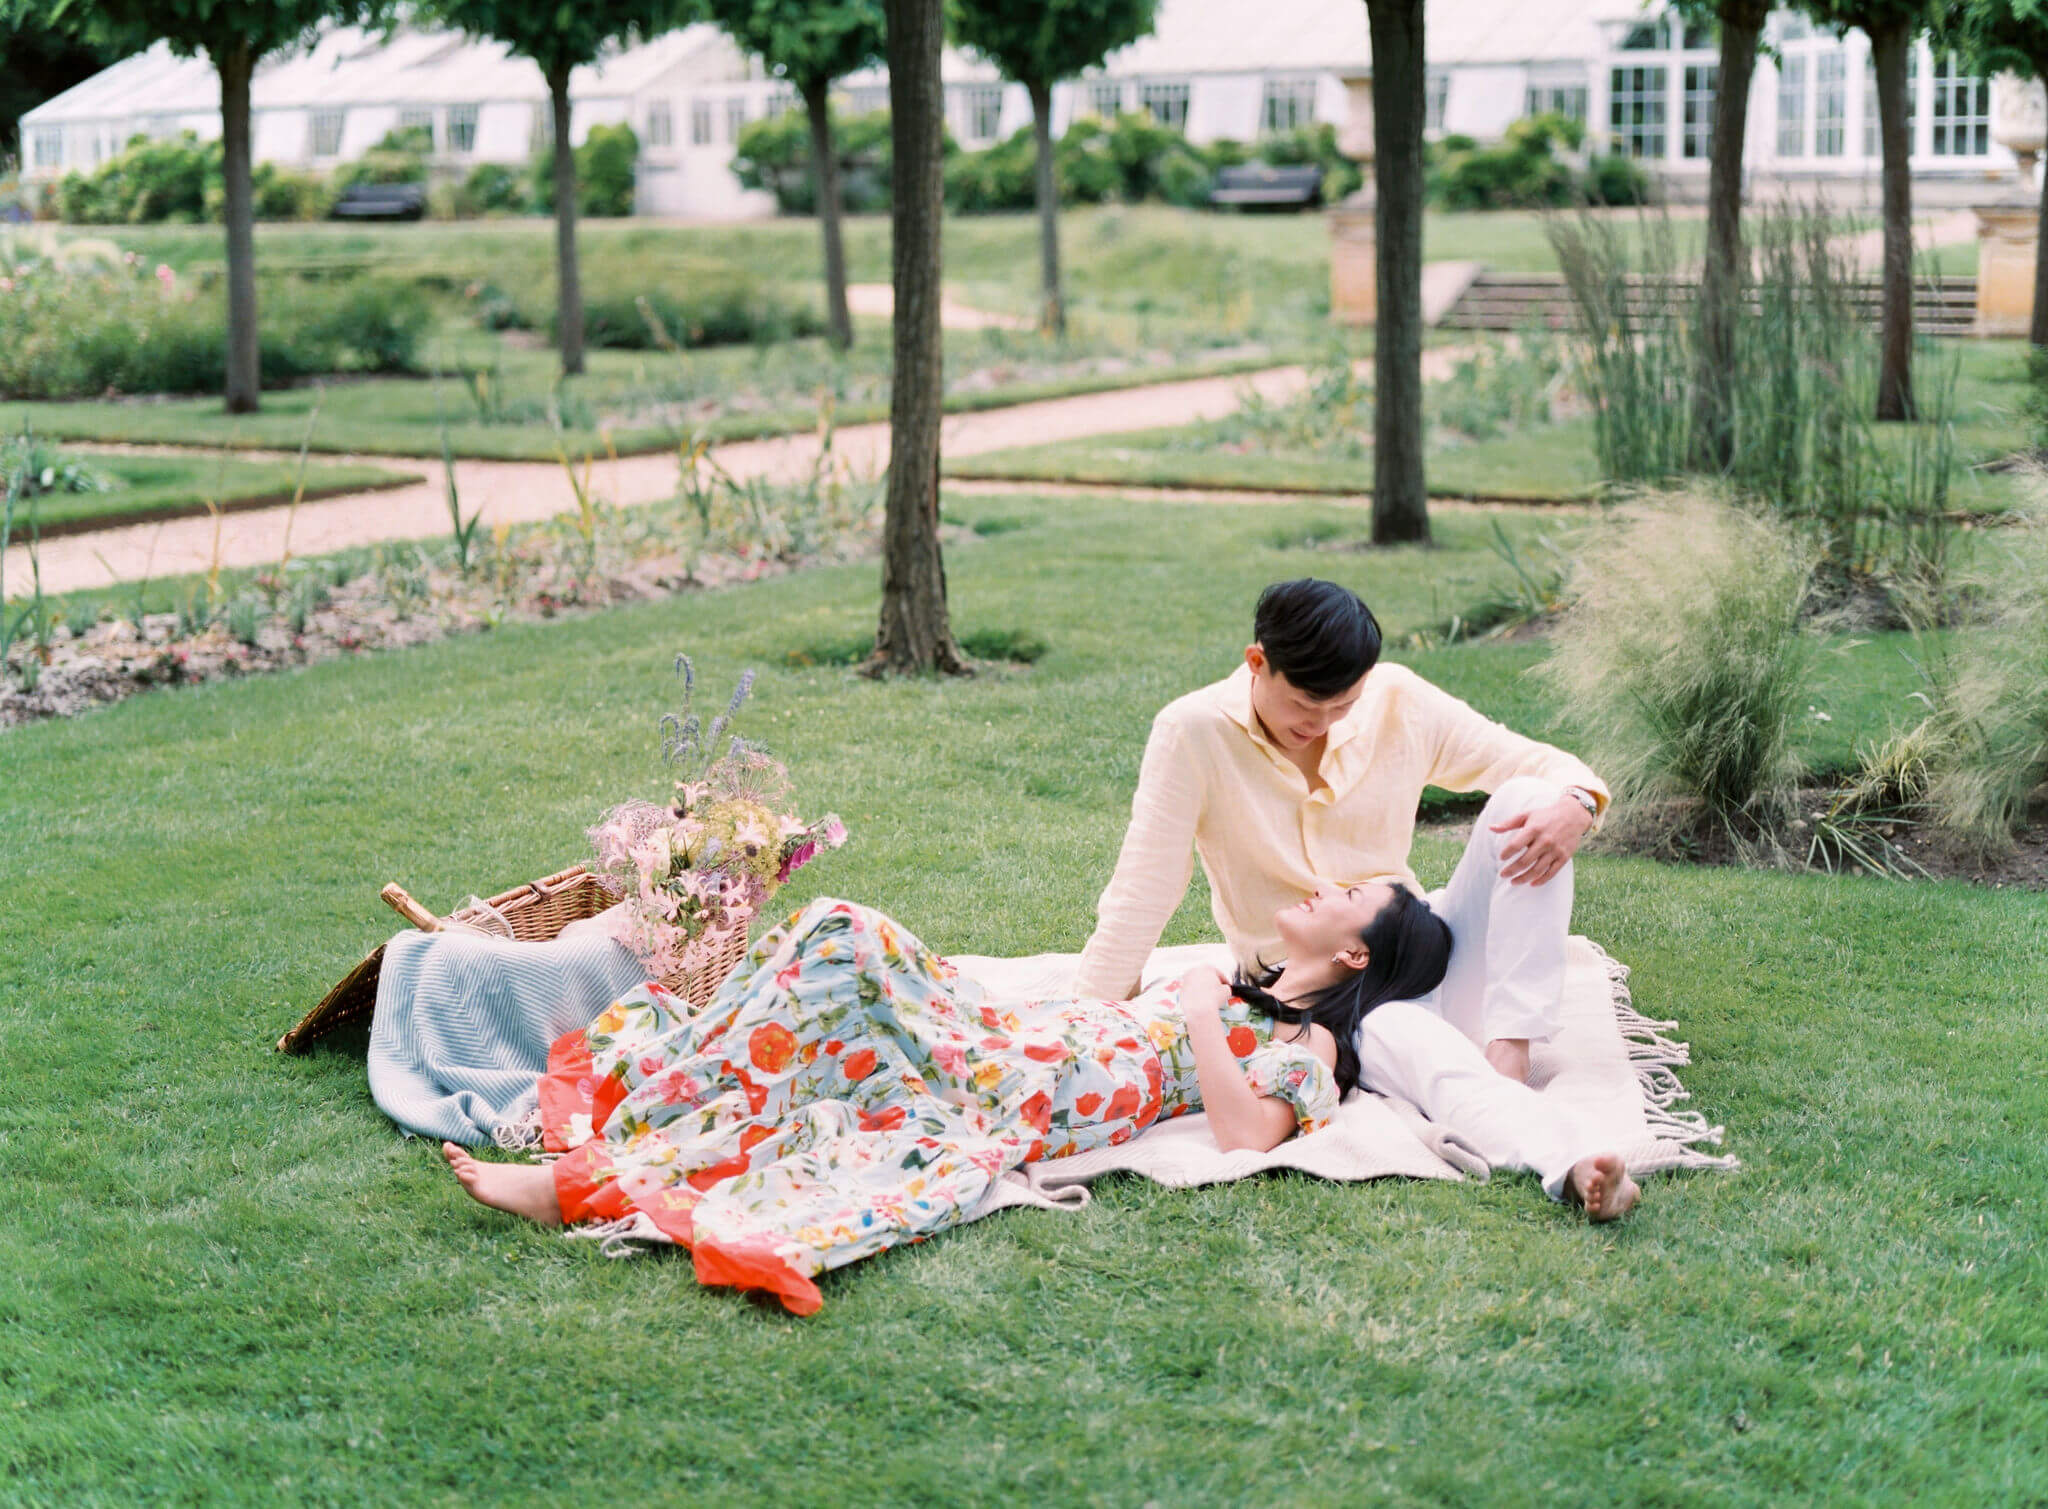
[9, 347, 1472, 597]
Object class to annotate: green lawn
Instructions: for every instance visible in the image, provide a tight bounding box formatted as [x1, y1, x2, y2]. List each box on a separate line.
[947, 417, 1603, 501]
[5, 490, 2041, 1502]
[947, 337, 2043, 514]
[4, 325, 1314, 463]
[19, 451, 417, 533]
[21, 209, 1371, 459]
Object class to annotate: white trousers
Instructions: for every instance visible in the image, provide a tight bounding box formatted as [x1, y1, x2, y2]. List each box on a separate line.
[1354, 777, 1594, 1200]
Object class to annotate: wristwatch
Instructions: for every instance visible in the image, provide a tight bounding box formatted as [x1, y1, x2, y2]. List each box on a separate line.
[1562, 785, 1600, 820]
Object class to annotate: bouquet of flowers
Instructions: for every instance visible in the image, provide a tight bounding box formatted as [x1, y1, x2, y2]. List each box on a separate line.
[590, 655, 847, 976]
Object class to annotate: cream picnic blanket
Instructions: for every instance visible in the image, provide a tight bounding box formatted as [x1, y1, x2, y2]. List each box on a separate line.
[568, 935, 1736, 1257]
[967, 935, 1737, 1219]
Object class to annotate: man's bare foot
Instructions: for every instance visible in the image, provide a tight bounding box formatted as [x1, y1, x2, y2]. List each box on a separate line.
[442, 1141, 563, 1226]
[1567, 1152, 1640, 1223]
[1484, 1037, 1531, 1083]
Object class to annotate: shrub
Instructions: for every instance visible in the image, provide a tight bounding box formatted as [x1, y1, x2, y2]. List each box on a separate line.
[248, 163, 333, 221]
[939, 114, 1357, 215]
[577, 122, 639, 216]
[1152, 143, 1214, 208]
[1055, 125, 1122, 203]
[733, 108, 896, 215]
[57, 132, 216, 224]
[1430, 113, 1581, 211]
[943, 126, 1040, 213]
[294, 277, 433, 371]
[0, 257, 430, 397]
[0, 433, 112, 497]
[559, 281, 822, 350]
[461, 161, 528, 215]
[1541, 492, 1819, 836]
[528, 122, 641, 216]
[1583, 152, 1651, 206]
[1256, 122, 1363, 201]
[332, 127, 431, 193]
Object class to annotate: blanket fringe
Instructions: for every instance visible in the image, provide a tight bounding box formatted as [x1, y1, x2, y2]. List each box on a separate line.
[565, 1212, 669, 1259]
[492, 1108, 544, 1152]
[1586, 943, 1740, 1174]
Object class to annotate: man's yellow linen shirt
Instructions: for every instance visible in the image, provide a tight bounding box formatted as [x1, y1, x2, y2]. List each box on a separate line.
[1072, 661, 1609, 1000]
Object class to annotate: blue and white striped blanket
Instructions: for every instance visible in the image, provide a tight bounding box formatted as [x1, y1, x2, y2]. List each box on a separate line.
[367, 928, 653, 1145]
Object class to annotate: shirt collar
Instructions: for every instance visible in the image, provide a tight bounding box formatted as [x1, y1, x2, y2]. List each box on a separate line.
[1218, 663, 1372, 755]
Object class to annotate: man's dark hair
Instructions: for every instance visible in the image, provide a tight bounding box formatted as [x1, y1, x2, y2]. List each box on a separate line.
[1253, 578, 1382, 699]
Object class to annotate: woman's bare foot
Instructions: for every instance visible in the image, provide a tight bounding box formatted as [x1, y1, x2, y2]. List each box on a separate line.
[1567, 1152, 1640, 1223]
[442, 1141, 563, 1226]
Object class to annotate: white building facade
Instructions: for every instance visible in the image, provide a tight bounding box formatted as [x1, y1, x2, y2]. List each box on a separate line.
[17, 2, 2020, 221]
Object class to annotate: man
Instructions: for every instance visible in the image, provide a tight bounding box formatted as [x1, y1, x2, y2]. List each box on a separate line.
[1074, 577, 1609, 1084]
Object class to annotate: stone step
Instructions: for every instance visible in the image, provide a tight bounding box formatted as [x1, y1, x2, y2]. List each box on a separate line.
[1439, 271, 1983, 334]
[1441, 274, 1982, 337]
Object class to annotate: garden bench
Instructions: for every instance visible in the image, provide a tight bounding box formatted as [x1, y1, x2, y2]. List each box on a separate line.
[330, 182, 428, 221]
[1209, 164, 1325, 211]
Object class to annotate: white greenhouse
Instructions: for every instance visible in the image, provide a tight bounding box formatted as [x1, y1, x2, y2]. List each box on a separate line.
[17, 1, 2026, 221]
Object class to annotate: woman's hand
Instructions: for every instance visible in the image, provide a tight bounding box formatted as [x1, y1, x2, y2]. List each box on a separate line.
[1181, 965, 1230, 1017]
[1182, 969, 1297, 1154]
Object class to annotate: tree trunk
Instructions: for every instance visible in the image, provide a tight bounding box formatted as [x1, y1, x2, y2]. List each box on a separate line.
[217, 41, 259, 415]
[871, 0, 967, 676]
[804, 78, 853, 351]
[1029, 76, 1064, 337]
[1691, 3, 1766, 471]
[2032, 58, 2048, 347]
[550, 64, 585, 378]
[1871, 19, 1915, 421]
[1366, 0, 1429, 544]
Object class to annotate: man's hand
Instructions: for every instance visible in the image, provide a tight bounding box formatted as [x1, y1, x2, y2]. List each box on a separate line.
[1491, 796, 1594, 886]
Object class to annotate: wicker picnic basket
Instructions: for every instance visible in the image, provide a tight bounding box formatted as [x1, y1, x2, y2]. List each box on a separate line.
[275, 863, 753, 1054]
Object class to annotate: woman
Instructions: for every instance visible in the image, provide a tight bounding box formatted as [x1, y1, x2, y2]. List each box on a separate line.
[444, 882, 1635, 1314]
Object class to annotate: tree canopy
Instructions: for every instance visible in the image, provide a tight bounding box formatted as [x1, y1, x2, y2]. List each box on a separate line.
[33, 0, 382, 67]
[419, 0, 702, 80]
[950, 0, 1159, 90]
[1948, 0, 2048, 75]
[1, 12, 135, 162]
[1794, 0, 1939, 39]
[704, 0, 884, 94]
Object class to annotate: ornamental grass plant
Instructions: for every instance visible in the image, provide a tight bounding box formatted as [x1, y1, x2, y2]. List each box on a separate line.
[1541, 490, 1818, 841]
[1548, 203, 1960, 622]
[1847, 503, 2048, 859]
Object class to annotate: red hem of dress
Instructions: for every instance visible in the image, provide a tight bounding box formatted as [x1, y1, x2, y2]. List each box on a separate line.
[552, 1141, 630, 1224]
[691, 1232, 823, 1316]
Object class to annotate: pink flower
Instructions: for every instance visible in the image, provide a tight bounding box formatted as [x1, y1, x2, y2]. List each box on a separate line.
[0, 278, 12, 294]
[154, 264, 175, 292]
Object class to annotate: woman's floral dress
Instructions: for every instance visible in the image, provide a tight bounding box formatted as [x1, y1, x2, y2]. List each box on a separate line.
[540, 897, 1338, 1314]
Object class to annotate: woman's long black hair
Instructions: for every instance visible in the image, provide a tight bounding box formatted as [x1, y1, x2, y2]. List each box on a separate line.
[1230, 886, 1453, 1097]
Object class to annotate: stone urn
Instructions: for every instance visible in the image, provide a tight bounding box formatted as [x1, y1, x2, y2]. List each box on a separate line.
[1992, 71, 2047, 186]
[1328, 69, 1376, 325]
